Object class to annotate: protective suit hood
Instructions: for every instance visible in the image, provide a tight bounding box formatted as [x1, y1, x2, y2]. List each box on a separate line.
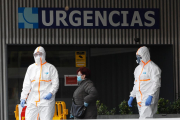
[33, 46, 46, 65]
[136, 46, 150, 65]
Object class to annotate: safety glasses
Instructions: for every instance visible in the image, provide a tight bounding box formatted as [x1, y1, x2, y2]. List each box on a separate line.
[34, 52, 43, 57]
[136, 55, 142, 59]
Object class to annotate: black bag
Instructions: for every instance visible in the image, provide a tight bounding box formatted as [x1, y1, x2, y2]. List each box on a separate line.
[71, 98, 87, 118]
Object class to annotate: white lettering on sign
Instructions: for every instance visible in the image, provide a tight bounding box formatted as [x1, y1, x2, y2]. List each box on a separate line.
[121, 11, 129, 26]
[131, 11, 143, 26]
[109, 11, 120, 27]
[84, 11, 93, 26]
[42, 10, 54, 26]
[95, 11, 107, 26]
[39, 9, 158, 28]
[56, 11, 68, 26]
[69, 10, 81, 26]
[145, 11, 155, 27]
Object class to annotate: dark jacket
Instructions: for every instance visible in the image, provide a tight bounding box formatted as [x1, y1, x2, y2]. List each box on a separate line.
[70, 79, 98, 119]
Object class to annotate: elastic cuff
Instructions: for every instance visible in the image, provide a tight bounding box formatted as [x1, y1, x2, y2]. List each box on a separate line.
[49, 90, 55, 95]
[130, 96, 135, 99]
[20, 99, 26, 102]
[149, 94, 154, 97]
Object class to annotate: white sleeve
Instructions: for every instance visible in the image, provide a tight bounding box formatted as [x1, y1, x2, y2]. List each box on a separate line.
[20, 68, 31, 101]
[130, 80, 137, 98]
[149, 66, 161, 97]
[49, 66, 59, 95]
[130, 68, 137, 98]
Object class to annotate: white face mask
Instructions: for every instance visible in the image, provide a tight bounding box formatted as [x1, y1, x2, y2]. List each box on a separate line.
[34, 56, 41, 65]
[34, 56, 46, 65]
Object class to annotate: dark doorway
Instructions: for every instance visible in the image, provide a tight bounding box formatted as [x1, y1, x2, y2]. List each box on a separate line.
[90, 45, 174, 114]
[7, 45, 173, 119]
[7, 45, 89, 119]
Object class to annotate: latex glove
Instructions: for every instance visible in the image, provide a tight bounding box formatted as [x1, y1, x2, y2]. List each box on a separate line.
[44, 93, 52, 100]
[84, 102, 89, 107]
[128, 97, 134, 107]
[145, 95, 153, 106]
[70, 114, 74, 119]
[20, 99, 26, 108]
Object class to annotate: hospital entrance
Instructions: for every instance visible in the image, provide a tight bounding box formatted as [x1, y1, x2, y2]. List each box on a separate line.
[8, 45, 174, 119]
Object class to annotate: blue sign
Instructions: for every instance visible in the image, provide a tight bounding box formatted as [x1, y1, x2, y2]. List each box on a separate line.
[18, 7, 160, 29]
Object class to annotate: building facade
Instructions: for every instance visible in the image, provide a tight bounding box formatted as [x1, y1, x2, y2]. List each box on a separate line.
[0, 0, 180, 119]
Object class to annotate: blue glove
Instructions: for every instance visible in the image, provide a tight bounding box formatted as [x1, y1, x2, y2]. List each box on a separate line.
[44, 93, 52, 100]
[20, 99, 26, 108]
[128, 97, 134, 107]
[70, 114, 74, 119]
[84, 102, 89, 107]
[145, 95, 153, 106]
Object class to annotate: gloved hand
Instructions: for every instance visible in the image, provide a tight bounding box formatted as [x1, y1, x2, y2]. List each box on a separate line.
[20, 99, 26, 108]
[44, 92, 52, 100]
[145, 95, 153, 106]
[70, 114, 74, 119]
[84, 102, 89, 107]
[128, 97, 134, 107]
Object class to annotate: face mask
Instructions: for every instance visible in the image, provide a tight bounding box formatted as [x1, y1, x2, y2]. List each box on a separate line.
[34, 53, 46, 65]
[35, 56, 42, 65]
[136, 55, 142, 64]
[77, 76, 82, 82]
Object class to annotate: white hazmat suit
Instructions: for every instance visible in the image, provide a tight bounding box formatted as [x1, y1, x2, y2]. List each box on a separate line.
[20, 46, 59, 120]
[130, 46, 161, 119]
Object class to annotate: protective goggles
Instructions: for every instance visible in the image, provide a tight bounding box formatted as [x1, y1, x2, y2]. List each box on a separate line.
[34, 52, 43, 57]
[136, 55, 142, 59]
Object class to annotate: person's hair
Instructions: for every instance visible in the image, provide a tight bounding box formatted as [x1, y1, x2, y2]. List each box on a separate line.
[77, 67, 91, 79]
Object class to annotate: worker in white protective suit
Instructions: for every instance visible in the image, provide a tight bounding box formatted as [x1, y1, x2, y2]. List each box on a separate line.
[128, 46, 161, 119]
[20, 46, 59, 120]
